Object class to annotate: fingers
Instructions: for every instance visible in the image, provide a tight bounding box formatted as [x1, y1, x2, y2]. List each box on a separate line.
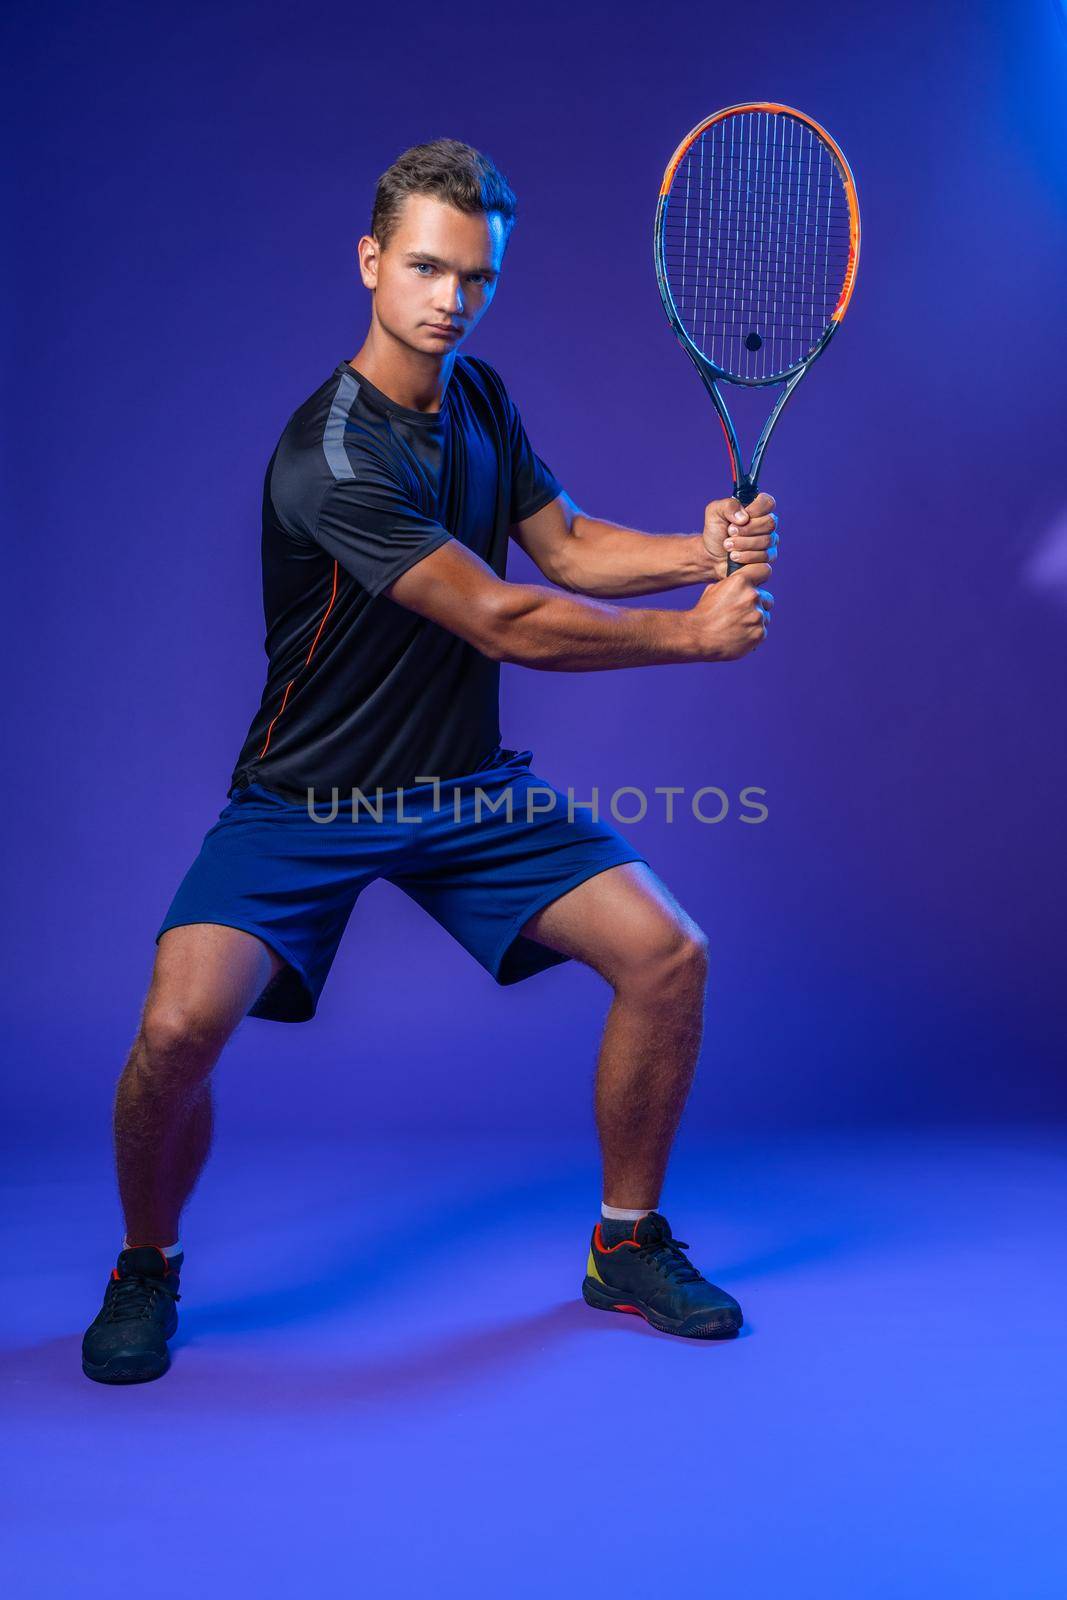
[736, 571, 773, 646]
[725, 511, 777, 554]
[705, 491, 775, 526]
[753, 588, 773, 634]
[729, 513, 777, 539]
[706, 493, 779, 595]
[718, 491, 775, 524]
[754, 588, 772, 644]
[719, 492, 778, 566]
[732, 561, 772, 585]
[726, 536, 778, 565]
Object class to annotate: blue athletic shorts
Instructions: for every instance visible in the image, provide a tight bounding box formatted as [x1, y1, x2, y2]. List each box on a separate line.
[155, 746, 648, 1023]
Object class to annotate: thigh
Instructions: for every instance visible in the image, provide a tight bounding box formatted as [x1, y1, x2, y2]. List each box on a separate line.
[154, 783, 387, 1022]
[147, 923, 286, 1042]
[518, 860, 705, 986]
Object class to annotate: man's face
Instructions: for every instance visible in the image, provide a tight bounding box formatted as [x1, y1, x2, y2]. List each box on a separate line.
[359, 193, 506, 356]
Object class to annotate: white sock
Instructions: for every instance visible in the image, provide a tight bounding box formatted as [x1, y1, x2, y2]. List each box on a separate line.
[123, 1235, 182, 1257]
[601, 1204, 652, 1221]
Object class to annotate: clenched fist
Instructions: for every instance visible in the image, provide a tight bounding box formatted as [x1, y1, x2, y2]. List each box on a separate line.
[688, 564, 774, 662]
[702, 492, 778, 583]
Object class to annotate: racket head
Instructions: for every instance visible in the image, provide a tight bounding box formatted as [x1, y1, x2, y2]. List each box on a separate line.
[654, 103, 860, 387]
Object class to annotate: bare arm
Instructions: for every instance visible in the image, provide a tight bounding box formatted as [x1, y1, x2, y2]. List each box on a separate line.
[510, 490, 778, 597]
[383, 538, 772, 670]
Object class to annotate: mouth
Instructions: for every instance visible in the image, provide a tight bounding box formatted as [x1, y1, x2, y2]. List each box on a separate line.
[425, 324, 463, 337]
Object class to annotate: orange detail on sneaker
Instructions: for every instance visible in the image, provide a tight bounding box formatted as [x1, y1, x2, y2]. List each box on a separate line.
[593, 1223, 641, 1253]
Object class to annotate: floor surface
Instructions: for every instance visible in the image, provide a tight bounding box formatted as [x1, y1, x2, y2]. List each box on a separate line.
[3, 1128, 1064, 1597]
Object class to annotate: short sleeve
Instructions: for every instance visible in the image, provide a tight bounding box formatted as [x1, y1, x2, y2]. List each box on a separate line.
[506, 394, 563, 525]
[314, 473, 453, 598]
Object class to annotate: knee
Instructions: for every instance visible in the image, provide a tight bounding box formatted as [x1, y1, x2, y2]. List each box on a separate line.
[621, 920, 709, 997]
[663, 924, 710, 987]
[137, 1002, 229, 1084]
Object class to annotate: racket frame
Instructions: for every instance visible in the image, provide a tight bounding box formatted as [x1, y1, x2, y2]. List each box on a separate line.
[653, 101, 860, 528]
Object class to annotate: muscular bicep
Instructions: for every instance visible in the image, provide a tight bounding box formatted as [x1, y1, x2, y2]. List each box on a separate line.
[509, 490, 582, 585]
[382, 538, 511, 656]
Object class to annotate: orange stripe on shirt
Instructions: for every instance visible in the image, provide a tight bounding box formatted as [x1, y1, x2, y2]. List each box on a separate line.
[258, 560, 340, 759]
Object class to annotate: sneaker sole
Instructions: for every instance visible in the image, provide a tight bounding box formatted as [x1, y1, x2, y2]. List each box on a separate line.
[82, 1349, 172, 1384]
[582, 1276, 742, 1340]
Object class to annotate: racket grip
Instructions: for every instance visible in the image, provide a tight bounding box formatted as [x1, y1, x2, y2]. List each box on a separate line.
[726, 480, 759, 576]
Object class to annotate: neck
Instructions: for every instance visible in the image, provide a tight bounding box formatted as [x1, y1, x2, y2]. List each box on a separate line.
[348, 321, 455, 414]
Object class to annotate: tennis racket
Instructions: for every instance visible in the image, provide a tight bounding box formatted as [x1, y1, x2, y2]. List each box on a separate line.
[654, 102, 860, 576]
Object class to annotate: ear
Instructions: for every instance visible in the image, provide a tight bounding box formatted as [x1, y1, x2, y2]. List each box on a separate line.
[357, 235, 380, 290]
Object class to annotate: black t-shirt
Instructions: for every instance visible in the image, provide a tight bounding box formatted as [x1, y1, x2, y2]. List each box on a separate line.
[228, 356, 562, 801]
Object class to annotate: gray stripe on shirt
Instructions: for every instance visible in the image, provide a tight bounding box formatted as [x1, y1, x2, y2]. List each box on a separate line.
[322, 371, 360, 480]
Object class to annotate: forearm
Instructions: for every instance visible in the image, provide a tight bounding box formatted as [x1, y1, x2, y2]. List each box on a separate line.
[485, 582, 702, 671]
[553, 515, 717, 598]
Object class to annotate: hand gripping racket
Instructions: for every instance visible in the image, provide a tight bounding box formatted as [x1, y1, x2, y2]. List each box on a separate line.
[654, 103, 860, 575]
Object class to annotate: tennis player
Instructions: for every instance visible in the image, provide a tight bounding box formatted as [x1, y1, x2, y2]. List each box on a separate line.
[82, 139, 777, 1382]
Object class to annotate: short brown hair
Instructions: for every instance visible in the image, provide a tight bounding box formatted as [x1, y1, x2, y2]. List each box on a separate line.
[370, 138, 517, 251]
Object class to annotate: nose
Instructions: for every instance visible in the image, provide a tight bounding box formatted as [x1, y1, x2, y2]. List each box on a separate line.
[436, 276, 465, 318]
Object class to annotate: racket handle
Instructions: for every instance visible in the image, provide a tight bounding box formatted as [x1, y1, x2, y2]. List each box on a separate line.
[726, 480, 759, 576]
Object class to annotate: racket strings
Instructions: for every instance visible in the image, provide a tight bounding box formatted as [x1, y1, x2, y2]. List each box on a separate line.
[661, 110, 852, 382]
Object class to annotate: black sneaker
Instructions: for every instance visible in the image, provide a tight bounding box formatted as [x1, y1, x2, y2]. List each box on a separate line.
[82, 1245, 183, 1384]
[582, 1211, 743, 1339]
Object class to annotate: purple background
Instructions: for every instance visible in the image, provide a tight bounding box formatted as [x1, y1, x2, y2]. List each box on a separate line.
[6, 4, 1067, 1595]
[4, 0, 1064, 1142]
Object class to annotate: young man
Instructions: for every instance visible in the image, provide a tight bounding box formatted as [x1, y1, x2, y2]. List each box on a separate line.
[83, 139, 777, 1383]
